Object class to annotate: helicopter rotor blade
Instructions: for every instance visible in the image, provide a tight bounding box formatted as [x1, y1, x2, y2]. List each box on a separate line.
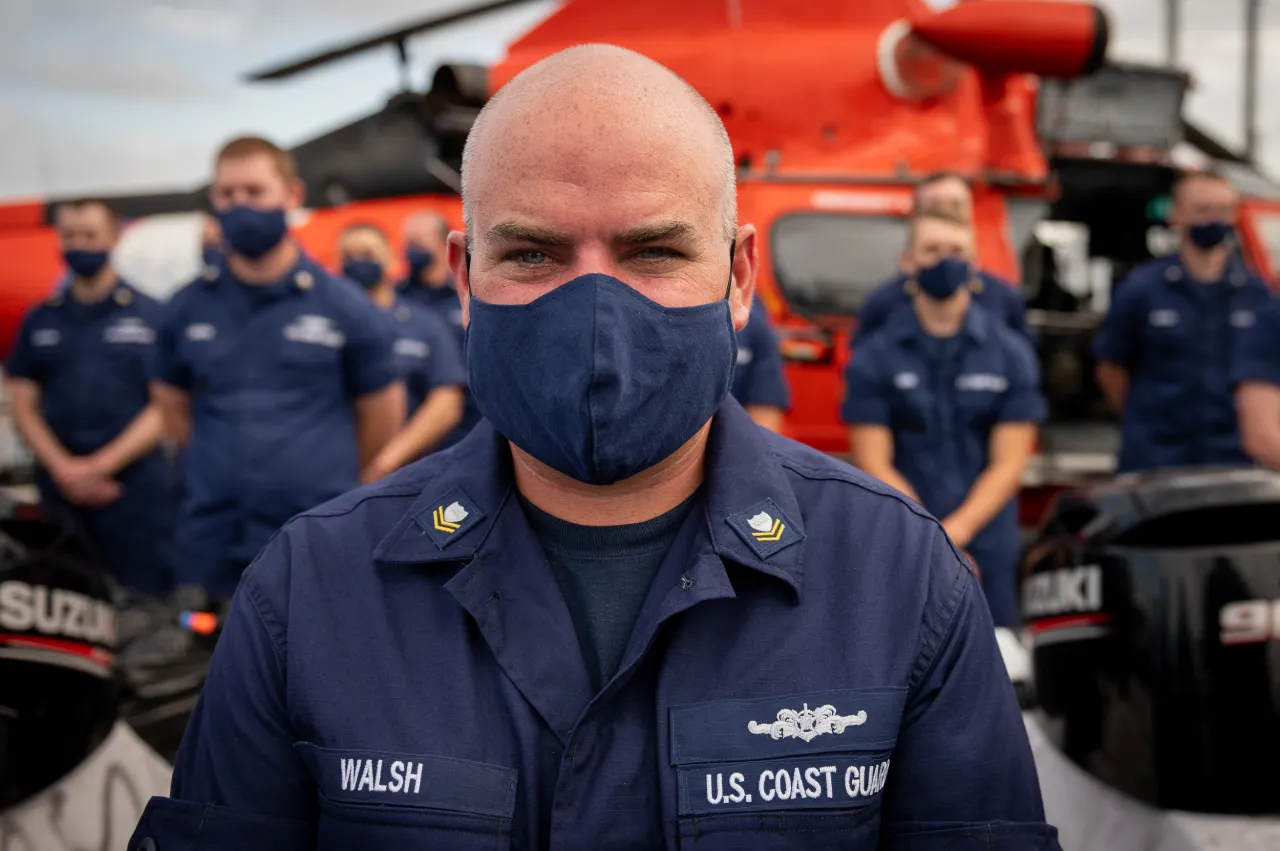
[243, 0, 540, 83]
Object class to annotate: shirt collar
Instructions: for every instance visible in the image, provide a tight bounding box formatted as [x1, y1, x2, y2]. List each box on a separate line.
[206, 246, 321, 295]
[49, 280, 135, 312]
[373, 397, 806, 598]
[885, 302, 988, 347]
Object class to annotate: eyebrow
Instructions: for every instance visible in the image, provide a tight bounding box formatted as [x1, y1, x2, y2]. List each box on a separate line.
[614, 221, 699, 246]
[485, 220, 702, 248]
[487, 222, 574, 246]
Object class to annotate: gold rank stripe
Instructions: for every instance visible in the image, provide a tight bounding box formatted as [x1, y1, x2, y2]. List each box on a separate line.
[432, 507, 461, 533]
[751, 519, 785, 542]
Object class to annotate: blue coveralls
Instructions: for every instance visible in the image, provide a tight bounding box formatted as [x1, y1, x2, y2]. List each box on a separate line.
[1091, 255, 1273, 473]
[1234, 295, 1280, 389]
[383, 296, 467, 415]
[153, 257, 399, 598]
[731, 299, 791, 412]
[841, 304, 1046, 627]
[5, 283, 175, 594]
[398, 276, 481, 447]
[853, 270, 1032, 347]
[129, 399, 1058, 850]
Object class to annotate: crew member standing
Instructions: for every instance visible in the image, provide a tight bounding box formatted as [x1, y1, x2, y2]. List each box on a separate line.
[1235, 295, 1280, 469]
[1093, 170, 1272, 473]
[337, 222, 467, 481]
[132, 46, 1057, 851]
[731, 298, 790, 432]
[5, 199, 174, 594]
[151, 137, 404, 598]
[842, 208, 1045, 627]
[853, 172, 1032, 346]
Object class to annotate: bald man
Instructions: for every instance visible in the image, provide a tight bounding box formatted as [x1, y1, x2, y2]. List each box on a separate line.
[131, 45, 1057, 851]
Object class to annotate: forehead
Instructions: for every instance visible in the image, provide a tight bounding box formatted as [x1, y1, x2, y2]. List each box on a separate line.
[1178, 177, 1237, 205]
[56, 204, 112, 231]
[914, 218, 970, 247]
[214, 153, 285, 185]
[340, 229, 387, 252]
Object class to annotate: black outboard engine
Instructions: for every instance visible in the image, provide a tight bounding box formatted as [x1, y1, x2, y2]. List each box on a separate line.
[1023, 466, 1280, 816]
[0, 499, 118, 809]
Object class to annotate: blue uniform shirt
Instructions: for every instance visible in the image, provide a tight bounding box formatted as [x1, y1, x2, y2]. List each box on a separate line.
[384, 297, 467, 414]
[154, 255, 399, 596]
[853, 270, 1033, 347]
[1091, 255, 1273, 473]
[5, 282, 175, 594]
[1232, 292, 1280, 389]
[399, 275, 482, 447]
[731, 299, 791, 411]
[841, 304, 1047, 627]
[129, 399, 1058, 850]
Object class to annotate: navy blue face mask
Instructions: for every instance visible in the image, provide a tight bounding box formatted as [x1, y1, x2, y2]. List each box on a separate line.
[466, 274, 738, 485]
[63, 249, 109, 279]
[1188, 221, 1232, 250]
[406, 247, 435, 280]
[342, 258, 385, 290]
[216, 205, 289, 260]
[916, 256, 971, 300]
[202, 245, 224, 268]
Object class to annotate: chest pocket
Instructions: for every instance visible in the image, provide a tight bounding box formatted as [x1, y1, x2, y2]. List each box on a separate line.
[954, 373, 1006, 427]
[887, 380, 930, 434]
[294, 742, 515, 851]
[668, 688, 906, 849]
[1143, 306, 1192, 362]
[278, 316, 345, 387]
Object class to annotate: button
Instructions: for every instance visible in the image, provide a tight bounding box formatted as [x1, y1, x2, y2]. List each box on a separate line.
[395, 305, 411, 322]
[203, 265, 219, 282]
[114, 287, 133, 306]
[1164, 265, 1183, 282]
[295, 270, 315, 290]
[138, 838, 157, 851]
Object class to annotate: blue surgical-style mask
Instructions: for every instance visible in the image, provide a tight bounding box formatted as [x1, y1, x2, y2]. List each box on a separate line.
[63, 249, 110, 279]
[1188, 221, 1232, 250]
[406, 246, 435, 280]
[202, 245, 224, 268]
[466, 273, 738, 485]
[342, 258, 385, 290]
[216, 205, 289, 260]
[916, 256, 971, 301]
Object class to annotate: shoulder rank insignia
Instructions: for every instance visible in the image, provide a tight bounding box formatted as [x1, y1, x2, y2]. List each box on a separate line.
[414, 486, 485, 550]
[113, 287, 133, 306]
[726, 498, 804, 560]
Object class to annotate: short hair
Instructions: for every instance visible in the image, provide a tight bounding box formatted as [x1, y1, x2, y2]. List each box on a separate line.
[906, 204, 972, 247]
[912, 171, 972, 205]
[340, 221, 390, 244]
[55, 198, 121, 232]
[405, 211, 451, 244]
[1172, 168, 1234, 204]
[215, 135, 297, 183]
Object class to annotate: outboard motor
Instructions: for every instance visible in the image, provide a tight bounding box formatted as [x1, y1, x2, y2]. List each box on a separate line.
[1022, 466, 1280, 817]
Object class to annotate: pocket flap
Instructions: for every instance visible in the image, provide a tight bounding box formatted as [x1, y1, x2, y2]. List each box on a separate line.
[293, 742, 517, 819]
[670, 687, 907, 765]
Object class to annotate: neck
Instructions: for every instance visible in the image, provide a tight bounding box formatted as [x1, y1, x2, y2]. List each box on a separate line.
[227, 240, 299, 285]
[511, 422, 711, 526]
[69, 268, 118, 304]
[1180, 243, 1229, 283]
[914, 299, 966, 337]
[370, 283, 395, 309]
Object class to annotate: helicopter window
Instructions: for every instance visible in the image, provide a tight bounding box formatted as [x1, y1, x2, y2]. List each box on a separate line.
[1251, 210, 1280, 274]
[771, 213, 907, 317]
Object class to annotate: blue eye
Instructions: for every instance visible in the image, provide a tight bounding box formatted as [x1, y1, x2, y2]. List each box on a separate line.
[509, 251, 548, 265]
[634, 247, 680, 260]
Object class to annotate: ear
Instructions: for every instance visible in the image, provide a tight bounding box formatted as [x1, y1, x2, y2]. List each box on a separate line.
[448, 231, 471, 328]
[899, 249, 917, 275]
[729, 225, 758, 332]
[287, 179, 307, 212]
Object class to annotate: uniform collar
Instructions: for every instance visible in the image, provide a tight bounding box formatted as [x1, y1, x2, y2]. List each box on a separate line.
[49, 279, 136, 311]
[206, 246, 321, 295]
[886, 302, 988, 347]
[1164, 255, 1251, 289]
[373, 398, 806, 598]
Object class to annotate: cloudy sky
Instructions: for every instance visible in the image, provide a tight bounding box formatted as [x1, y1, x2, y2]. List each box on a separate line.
[1, 0, 1276, 200]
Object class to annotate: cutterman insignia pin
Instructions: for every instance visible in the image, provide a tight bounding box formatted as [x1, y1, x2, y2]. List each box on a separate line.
[726, 498, 804, 559]
[414, 486, 485, 550]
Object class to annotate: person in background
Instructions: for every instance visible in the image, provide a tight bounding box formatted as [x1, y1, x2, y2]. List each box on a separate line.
[5, 199, 174, 595]
[1093, 170, 1272, 473]
[842, 207, 1045, 627]
[853, 171, 1032, 346]
[151, 136, 404, 598]
[200, 212, 224, 270]
[731, 297, 790, 431]
[337, 222, 467, 481]
[1234, 295, 1280, 470]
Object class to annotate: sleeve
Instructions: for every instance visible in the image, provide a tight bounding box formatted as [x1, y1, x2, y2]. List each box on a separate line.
[4, 311, 41, 381]
[997, 334, 1048, 423]
[340, 294, 400, 399]
[840, 342, 892, 426]
[852, 279, 900, 348]
[880, 539, 1061, 850]
[736, 307, 791, 409]
[1090, 273, 1146, 367]
[152, 297, 192, 389]
[988, 274, 1038, 347]
[1233, 297, 1280, 388]
[128, 540, 318, 850]
[423, 312, 468, 390]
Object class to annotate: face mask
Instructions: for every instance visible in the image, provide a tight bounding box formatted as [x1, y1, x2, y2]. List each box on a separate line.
[1188, 221, 1232, 250]
[63, 249, 109, 279]
[216, 205, 289, 260]
[406, 247, 435, 280]
[202, 245, 224, 268]
[466, 273, 737, 485]
[342, 258, 385, 290]
[916, 256, 971, 300]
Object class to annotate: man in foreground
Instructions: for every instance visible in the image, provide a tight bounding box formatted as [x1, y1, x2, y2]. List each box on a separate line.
[130, 45, 1057, 850]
